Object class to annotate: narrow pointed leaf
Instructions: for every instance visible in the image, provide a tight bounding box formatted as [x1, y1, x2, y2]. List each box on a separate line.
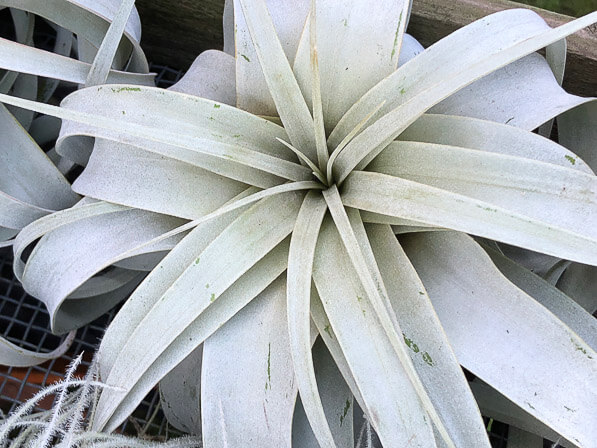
[402, 232, 597, 447]
[430, 53, 590, 131]
[236, 0, 316, 161]
[93, 192, 304, 430]
[323, 186, 453, 447]
[0, 37, 154, 86]
[399, 114, 594, 175]
[291, 338, 354, 448]
[369, 141, 597, 243]
[85, 0, 136, 86]
[342, 171, 597, 265]
[233, 0, 309, 116]
[96, 187, 257, 376]
[94, 191, 288, 428]
[293, 0, 411, 132]
[483, 245, 597, 351]
[368, 224, 490, 447]
[307, 0, 329, 170]
[329, 8, 555, 147]
[202, 277, 295, 447]
[101, 242, 290, 433]
[332, 11, 597, 182]
[1, 332, 75, 368]
[287, 191, 332, 447]
[470, 381, 576, 448]
[312, 217, 436, 447]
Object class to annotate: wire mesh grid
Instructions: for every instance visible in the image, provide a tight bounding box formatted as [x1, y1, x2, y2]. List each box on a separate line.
[485, 418, 509, 448]
[0, 249, 172, 440]
[152, 65, 185, 88]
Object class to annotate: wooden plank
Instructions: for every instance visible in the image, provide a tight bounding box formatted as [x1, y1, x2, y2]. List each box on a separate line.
[134, 0, 225, 71]
[135, 0, 597, 97]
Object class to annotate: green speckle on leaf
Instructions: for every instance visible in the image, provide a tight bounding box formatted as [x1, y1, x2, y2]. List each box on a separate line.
[571, 338, 593, 358]
[565, 155, 577, 165]
[564, 406, 576, 413]
[324, 324, 333, 339]
[232, 134, 242, 138]
[213, 104, 221, 108]
[403, 334, 419, 353]
[357, 296, 363, 302]
[208, 116, 215, 121]
[418, 291, 425, 296]
[342, 18, 348, 27]
[525, 401, 536, 410]
[241, 54, 251, 62]
[399, 87, 406, 95]
[505, 117, 515, 124]
[266, 343, 272, 390]
[194, 257, 200, 265]
[111, 86, 141, 93]
[210, 293, 216, 302]
[339, 399, 351, 426]
[121, 110, 126, 115]
[422, 351, 433, 366]
[205, 283, 210, 288]
[391, 11, 403, 60]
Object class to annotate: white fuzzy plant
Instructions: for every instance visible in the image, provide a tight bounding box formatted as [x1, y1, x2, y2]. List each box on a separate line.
[1, 0, 597, 447]
[0, 354, 202, 448]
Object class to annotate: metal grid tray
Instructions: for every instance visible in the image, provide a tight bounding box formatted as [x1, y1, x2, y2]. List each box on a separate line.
[0, 249, 172, 439]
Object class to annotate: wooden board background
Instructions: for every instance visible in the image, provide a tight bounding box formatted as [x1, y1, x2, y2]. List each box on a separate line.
[135, 0, 597, 97]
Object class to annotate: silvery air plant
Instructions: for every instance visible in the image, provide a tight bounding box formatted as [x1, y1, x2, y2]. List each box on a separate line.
[0, 0, 596, 446]
[0, 0, 154, 364]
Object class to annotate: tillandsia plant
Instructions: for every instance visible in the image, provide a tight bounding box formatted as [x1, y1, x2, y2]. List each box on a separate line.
[0, 0, 596, 447]
[0, 0, 152, 245]
[0, 0, 153, 366]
